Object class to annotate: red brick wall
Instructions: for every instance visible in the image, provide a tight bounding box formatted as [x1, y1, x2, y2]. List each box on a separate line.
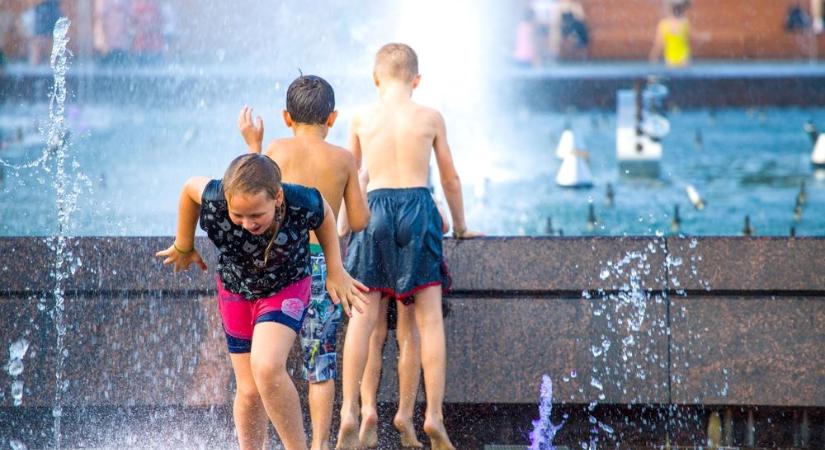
[580, 0, 825, 59]
[4, 0, 825, 62]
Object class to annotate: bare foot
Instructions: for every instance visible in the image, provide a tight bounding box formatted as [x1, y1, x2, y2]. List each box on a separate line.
[423, 417, 455, 450]
[393, 415, 423, 448]
[336, 413, 361, 450]
[358, 409, 379, 448]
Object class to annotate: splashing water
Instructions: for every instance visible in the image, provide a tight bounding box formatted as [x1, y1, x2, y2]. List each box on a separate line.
[7, 338, 30, 406]
[45, 17, 74, 449]
[583, 246, 664, 446]
[529, 374, 563, 450]
[576, 238, 728, 445]
[0, 22, 72, 171]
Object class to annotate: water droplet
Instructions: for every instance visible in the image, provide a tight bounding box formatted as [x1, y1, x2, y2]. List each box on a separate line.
[11, 380, 24, 406]
[9, 339, 29, 359]
[7, 360, 24, 377]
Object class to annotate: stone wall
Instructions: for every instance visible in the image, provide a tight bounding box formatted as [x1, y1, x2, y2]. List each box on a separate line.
[2, 236, 823, 410]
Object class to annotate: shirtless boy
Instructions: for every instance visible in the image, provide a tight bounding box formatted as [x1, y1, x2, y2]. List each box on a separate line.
[337, 43, 481, 450]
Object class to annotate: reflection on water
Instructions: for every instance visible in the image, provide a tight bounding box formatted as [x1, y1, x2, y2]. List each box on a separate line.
[1, 103, 824, 236]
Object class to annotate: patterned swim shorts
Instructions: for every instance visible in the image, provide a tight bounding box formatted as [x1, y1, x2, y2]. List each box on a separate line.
[300, 245, 343, 383]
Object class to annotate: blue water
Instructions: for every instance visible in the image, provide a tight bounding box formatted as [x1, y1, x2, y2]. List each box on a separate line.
[1, 102, 823, 236]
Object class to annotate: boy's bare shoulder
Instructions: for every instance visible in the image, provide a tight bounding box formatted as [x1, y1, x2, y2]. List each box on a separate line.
[351, 103, 379, 123]
[264, 137, 295, 154]
[266, 137, 354, 167]
[323, 141, 357, 167]
[413, 103, 446, 127]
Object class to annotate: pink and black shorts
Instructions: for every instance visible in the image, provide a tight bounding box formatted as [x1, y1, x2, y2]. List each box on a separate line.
[217, 276, 311, 354]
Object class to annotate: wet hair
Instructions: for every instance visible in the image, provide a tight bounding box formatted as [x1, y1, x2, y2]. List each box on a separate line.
[374, 43, 419, 82]
[223, 154, 283, 264]
[285, 75, 335, 125]
[223, 153, 282, 202]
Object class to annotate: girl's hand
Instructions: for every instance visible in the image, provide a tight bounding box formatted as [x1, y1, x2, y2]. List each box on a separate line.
[325, 269, 369, 318]
[238, 105, 264, 153]
[155, 244, 208, 273]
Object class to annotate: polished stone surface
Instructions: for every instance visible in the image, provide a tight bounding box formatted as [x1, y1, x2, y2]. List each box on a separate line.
[1, 236, 823, 412]
[444, 236, 667, 293]
[670, 295, 825, 407]
[666, 237, 825, 293]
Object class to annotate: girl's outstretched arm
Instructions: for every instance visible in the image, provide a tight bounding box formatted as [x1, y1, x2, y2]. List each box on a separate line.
[155, 176, 209, 272]
[316, 198, 369, 317]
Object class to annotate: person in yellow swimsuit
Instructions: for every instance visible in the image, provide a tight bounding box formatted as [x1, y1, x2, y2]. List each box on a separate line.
[649, 1, 691, 67]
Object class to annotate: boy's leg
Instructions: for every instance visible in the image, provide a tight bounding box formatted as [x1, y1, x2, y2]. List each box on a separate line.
[359, 298, 390, 448]
[337, 290, 383, 449]
[308, 380, 334, 450]
[229, 353, 269, 450]
[412, 285, 455, 450]
[250, 322, 308, 450]
[302, 251, 340, 450]
[302, 298, 343, 450]
[394, 301, 424, 448]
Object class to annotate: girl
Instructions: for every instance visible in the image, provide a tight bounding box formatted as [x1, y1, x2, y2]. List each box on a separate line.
[156, 153, 367, 450]
[649, 1, 692, 67]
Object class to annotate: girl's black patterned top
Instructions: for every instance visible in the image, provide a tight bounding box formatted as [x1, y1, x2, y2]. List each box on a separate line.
[199, 180, 325, 299]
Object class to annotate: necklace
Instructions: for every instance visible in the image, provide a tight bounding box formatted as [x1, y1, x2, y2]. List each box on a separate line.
[268, 203, 285, 237]
[262, 203, 285, 265]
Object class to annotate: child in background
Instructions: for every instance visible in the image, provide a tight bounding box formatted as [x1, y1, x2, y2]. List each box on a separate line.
[513, 8, 540, 67]
[649, 0, 692, 67]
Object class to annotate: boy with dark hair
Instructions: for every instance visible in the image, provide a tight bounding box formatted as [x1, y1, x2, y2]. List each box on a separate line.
[239, 74, 370, 450]
[336, 43, 481, 450]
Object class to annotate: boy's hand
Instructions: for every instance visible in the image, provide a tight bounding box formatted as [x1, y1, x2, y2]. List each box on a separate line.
[325, 269, 369, 318]
[452, 227, 484, 239]
[238, 105, 264, 153]
[155, 244, 208, 273]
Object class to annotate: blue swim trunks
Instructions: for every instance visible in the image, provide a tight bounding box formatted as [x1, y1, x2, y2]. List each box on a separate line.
[299, 243, 343, 383]
[345, 187, 450, 305]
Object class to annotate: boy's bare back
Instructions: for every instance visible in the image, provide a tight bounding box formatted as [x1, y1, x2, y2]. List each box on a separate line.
[265, 136, 357, 220]
[350, 42, 477, 239]
[351, 99, 447, 191]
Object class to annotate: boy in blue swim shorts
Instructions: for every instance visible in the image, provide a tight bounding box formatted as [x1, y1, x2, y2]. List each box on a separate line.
[337, 43, 481, 450]
[238, 74, 370, 450]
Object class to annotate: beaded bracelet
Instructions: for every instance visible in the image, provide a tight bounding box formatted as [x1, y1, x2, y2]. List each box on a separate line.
[173, 242, 194, 254]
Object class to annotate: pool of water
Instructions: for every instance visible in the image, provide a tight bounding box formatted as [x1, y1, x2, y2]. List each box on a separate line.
[1, 101, 823, 236]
